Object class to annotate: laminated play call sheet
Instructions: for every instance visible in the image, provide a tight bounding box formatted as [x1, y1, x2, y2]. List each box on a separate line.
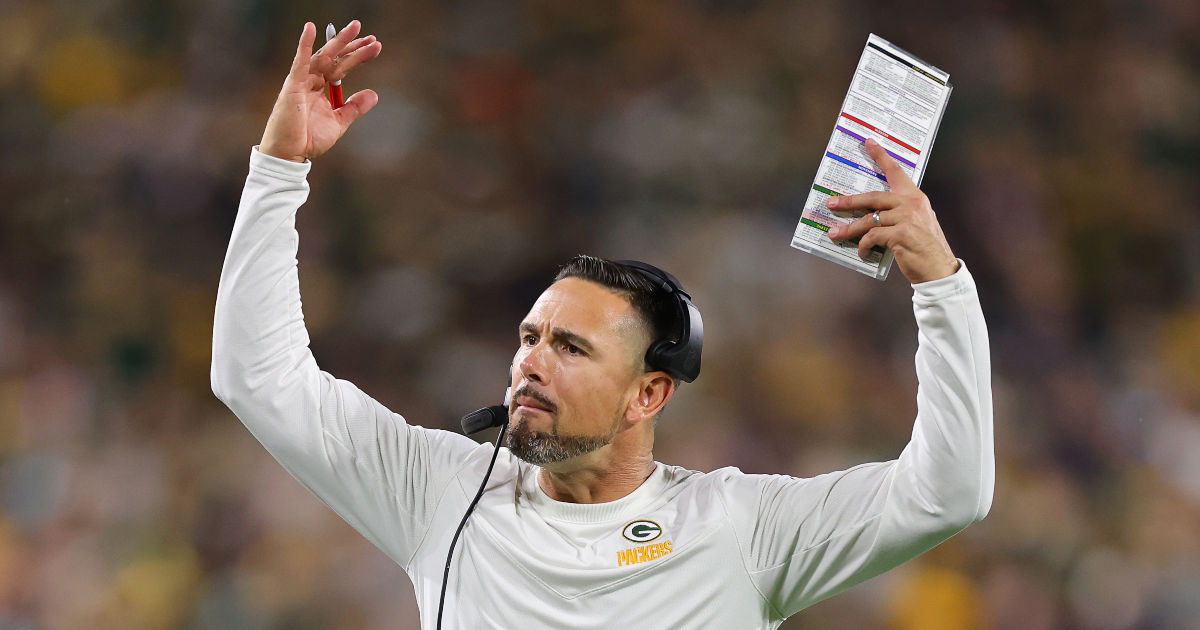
[790, 34, 952, 279]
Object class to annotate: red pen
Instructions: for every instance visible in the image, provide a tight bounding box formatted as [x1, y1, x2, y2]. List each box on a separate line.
[325, 23, 344, 109]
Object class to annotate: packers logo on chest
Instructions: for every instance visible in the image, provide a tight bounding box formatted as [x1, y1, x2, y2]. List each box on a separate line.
[617, 520, 672, 566]
[622, 520, 662, 543]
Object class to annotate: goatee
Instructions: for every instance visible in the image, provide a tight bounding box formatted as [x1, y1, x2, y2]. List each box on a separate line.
[505, 416, 617, 465]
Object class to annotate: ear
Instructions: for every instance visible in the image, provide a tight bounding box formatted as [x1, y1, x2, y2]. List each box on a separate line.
[625, 372, 676, 425]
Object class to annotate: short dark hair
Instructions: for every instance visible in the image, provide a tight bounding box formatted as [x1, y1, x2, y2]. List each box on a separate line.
[554, 255, 683, 379]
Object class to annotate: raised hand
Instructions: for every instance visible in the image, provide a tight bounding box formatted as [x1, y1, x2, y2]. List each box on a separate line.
[825, 138, 960, 284]
[260, 20, 383, 162]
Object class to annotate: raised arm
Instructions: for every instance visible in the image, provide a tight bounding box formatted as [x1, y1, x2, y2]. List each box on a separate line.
[210, 21, 481, 570]
[720, 262, 992, 618]
[719, 141, 993, 620]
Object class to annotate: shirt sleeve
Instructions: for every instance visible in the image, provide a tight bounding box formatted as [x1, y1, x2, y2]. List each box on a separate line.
[210, 146, 483, 570]
[716, 259, 994, 620]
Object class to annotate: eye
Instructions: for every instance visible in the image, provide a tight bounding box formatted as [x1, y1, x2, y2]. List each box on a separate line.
[565, 343, 582, 356]
[523, 334, 537, 345]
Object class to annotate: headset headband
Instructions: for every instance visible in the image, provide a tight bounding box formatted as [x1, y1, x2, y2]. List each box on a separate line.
[614, 260, 703, 383]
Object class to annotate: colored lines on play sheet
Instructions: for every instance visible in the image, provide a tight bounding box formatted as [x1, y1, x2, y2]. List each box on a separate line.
[802, 184, 843, 231]
[866, 42, 948, 86]
[840, 113, 919, 154]
[825, 152, 886, 181]
[834, 126, 917, 168]
[800, 217, 830, 232]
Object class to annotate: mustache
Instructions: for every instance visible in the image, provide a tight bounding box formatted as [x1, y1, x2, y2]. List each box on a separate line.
[510, 385, 558, 414]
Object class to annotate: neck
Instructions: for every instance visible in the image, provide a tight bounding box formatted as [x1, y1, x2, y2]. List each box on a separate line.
[536, 426, 656, 503]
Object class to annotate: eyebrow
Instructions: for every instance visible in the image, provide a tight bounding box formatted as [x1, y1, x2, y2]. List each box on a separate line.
[519, 322, 597, 355]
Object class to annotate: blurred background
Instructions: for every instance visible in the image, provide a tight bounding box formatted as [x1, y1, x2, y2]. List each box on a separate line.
[0, 0, 1198, 628]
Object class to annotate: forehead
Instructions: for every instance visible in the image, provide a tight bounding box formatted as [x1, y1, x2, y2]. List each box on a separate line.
[525, 278, 643, 339]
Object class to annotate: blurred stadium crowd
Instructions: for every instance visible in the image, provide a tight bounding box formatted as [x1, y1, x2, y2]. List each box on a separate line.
[0, 0, 1198, 628]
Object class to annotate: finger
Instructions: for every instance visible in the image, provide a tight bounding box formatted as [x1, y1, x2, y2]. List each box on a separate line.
[328, 40, 382, 82]
[316, 19, 363, 63]
[857, 225, 900, 259]
[828, 209, 897, 241]
[290, 22, 316, 76]
[863, 138, 917, 194]
[825, 190, 902, 213]
[335, 89, 380, 128]
[339, 34, 377, 57]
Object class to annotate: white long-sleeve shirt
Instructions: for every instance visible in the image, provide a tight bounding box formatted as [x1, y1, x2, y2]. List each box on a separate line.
[211, 146, 994, 629]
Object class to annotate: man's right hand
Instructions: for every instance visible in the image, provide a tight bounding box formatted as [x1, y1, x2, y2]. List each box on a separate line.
[260, 21, 382, 162]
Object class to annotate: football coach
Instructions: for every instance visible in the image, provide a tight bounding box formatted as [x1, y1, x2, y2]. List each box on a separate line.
[212, 21, 993, 629]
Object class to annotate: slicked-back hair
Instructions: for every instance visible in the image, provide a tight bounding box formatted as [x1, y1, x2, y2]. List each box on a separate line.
[553, 255, 683, 386]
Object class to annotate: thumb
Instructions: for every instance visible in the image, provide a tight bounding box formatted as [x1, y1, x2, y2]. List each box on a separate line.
[336, 89, 379, 129]
[863, 138, 916, 194]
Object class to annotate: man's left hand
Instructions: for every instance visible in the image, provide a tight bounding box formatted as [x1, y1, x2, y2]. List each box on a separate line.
[825, 138, 960, 284]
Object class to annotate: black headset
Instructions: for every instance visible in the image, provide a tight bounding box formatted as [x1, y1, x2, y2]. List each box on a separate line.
[437, 259, 703, 629]
[614, 259, 704, 384]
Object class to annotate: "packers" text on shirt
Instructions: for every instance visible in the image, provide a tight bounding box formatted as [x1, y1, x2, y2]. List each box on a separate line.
[616, 540, 673, 566]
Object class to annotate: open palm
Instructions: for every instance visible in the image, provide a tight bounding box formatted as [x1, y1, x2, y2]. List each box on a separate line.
[260, 20, 383, 162]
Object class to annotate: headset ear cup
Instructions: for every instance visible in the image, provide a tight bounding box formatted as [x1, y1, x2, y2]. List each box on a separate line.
[645, 340, 674, 374]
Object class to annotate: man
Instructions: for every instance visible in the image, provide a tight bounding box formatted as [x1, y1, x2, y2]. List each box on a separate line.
[211, 20, 993, 629]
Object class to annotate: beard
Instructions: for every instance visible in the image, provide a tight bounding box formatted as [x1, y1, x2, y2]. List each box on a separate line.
[505, 418, 617, 465]
[503, 387, 619, 465]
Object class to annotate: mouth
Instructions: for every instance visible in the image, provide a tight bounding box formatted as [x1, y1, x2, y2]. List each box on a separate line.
[513, 395, 554, 414]
[516, 403, 551, 414]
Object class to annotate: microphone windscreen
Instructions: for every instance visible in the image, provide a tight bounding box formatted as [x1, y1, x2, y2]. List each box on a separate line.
[461, 405, 508, 435]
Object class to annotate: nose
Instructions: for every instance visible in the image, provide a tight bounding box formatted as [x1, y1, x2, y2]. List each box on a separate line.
[518, 341, 549, 386]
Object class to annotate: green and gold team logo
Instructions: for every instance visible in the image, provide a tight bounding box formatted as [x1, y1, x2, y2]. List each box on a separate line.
[622, 520, 662, 543]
